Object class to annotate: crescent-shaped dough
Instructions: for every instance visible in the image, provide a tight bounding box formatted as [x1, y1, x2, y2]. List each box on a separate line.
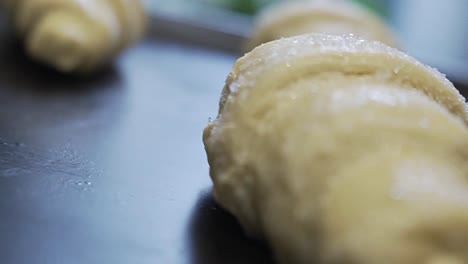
[245, 0, 399, 52]
[204, 33, 468, 264]
[4, 0, 147, 73]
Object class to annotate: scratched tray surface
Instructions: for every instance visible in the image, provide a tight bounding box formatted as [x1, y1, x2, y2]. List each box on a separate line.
[0, 28, 273, 264]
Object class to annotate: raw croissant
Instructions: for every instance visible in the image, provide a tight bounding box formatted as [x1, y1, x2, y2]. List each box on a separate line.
[203, 33, 468, 264]
[4, 0, 147, 73]
[245, 0, 399, 52]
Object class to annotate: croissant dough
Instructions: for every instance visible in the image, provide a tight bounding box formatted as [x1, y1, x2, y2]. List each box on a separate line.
[203, 33, 468, 264]
[4, 0, 147, 73]
[245, 0, 399, 52]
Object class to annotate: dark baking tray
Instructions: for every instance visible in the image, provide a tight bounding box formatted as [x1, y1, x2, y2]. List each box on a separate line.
[0, 8, 273, 264]
[0, 4, 467, 264]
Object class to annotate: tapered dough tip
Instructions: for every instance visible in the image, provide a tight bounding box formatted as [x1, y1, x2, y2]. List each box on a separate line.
[26, 12, 102, 73]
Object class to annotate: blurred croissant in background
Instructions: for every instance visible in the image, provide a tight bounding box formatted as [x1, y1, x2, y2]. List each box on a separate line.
[2, 0, 147, 73]
[245, 0, 399, 52]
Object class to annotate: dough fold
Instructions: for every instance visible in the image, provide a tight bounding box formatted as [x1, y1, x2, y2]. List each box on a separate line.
[204, 33, 468, 264]
[4, 0, 147, 73]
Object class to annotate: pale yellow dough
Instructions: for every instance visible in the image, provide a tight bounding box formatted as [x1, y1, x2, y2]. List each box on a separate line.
[204, 33, 468, 264]
[245, 0, 399, 52]
[4, 0, 147, 73]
